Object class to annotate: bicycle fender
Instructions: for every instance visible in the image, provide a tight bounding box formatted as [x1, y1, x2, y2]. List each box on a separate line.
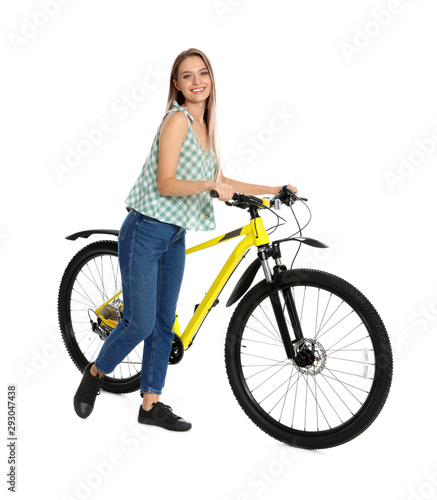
[65, 229, 119, 241]
[289, 236, 329, 248]
[226, 258, 262, 307]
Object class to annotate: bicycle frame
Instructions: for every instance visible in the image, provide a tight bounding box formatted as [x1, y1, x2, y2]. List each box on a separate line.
[96, 211, 271, 350]
[177, 214, 271, 349]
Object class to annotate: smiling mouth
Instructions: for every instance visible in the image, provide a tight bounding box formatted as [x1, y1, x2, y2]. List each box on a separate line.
[191, 87, 206, 94]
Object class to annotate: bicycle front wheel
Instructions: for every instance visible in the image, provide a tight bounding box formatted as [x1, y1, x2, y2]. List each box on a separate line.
[225, 268, 392, 449]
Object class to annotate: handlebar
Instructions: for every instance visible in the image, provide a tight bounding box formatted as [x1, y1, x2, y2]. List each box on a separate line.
[210, 186, 307, 210]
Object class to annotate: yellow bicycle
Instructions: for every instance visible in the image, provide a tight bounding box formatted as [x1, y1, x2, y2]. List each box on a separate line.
[58, 187, 392, 448]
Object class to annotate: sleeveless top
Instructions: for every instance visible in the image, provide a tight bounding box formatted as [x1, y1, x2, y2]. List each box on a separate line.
[125, 100, 216, 231]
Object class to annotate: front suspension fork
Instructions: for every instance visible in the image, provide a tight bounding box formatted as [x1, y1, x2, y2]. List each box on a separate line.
[259, 248, 303, 360]
[267, 284, 304, 360]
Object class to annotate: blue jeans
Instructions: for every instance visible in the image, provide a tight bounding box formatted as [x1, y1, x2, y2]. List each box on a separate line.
[94, 208, 186, 395]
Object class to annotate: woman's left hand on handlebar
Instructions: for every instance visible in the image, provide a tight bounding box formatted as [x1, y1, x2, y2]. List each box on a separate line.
[275, 184, 298, 194]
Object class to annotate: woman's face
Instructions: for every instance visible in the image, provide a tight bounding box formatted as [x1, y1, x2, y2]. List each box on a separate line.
[173, 55, 212, 104]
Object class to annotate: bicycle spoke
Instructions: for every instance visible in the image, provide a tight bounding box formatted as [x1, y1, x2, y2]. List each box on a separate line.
[279, 364, 295, 423]
[66, 250, 140, 384]
[241, 336, 283, 347]
[321, 372, 370, 394]
[326, 348, 374, 352]
[250, 361, 294, 394]
[326, 366, 373, 385]
[241, 352, 285, 364]
[304, 374, 309, 430]
[265, 369, 301, 417]
[324, 322, 364, 352]
[314, 289, 320, 340]
[82, 263, 106, 303]
[328, 355, 375, 366]
[89, 335, 102, 359]
[323, 367, 365, 407]
[311, 375, 341, 426]
[292, 371, 302, 428]
[303, 374, 332, 430]
[317, 309, 355, 341]
[315, 292, 332, 340]
[94, 257, 107, 302]
[238, 280, 379, 433]
[299, 286, 306, 323]
[244, 323, 283, 344]
[243, 363, 289, 368]
[316, 301, 346, 339]
[109, 255, 119, 297]
[71, 286, 96, 309]
[76, 328, 94, 346]
[260, 367, 299, 408]
[258, 304, 282, 342]
[325, 335, 371, 355]
[314, 376, 319, 430]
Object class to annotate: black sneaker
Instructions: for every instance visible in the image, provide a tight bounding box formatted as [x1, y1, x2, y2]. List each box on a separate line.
[73, 362, 104, 418]
[138, 402, 192, 431]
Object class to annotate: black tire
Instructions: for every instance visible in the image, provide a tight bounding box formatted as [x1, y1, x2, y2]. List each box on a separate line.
[225, 268, 392, 449]
[58, 240, 141, 393]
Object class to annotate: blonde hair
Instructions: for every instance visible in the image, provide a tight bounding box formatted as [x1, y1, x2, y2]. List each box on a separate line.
[166, 48, 220, 180]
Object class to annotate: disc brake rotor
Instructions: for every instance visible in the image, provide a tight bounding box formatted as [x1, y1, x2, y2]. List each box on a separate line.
[292, 338, 327, 376]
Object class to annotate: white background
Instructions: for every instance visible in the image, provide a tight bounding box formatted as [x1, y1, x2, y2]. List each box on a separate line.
[1, 0, 437, 499]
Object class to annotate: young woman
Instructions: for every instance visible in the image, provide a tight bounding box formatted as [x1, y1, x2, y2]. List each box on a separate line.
[73, 48, 297, 431]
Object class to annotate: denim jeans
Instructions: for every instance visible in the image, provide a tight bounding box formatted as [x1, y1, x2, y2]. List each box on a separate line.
[94, 208, 186, 395]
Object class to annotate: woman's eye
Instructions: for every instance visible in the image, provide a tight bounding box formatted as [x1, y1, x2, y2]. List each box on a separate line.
[183, 74, 191, 79]
[201, 71, 209, 76]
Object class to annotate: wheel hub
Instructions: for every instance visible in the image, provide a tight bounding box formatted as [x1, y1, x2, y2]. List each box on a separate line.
[293, 338, 327, 376]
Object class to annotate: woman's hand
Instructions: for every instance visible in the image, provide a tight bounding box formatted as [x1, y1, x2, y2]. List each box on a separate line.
[275, 183, 298, 194]
[208, 181, 235, 201]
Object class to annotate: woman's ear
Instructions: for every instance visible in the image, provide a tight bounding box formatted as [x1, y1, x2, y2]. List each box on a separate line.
[173, 78, 180, 91]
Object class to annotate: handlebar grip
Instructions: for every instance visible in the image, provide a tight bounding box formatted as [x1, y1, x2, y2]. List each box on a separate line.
[210, 190, 240, 201]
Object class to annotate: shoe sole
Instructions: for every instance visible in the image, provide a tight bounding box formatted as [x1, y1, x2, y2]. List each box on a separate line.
[138, 416, 191, 432]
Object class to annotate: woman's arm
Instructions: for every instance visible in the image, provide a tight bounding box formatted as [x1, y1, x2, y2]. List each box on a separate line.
[157, 113, 293, 200]
[157, 112, 209, 196]
[217, 171, 297, 196]
[157, 112, 233, 200]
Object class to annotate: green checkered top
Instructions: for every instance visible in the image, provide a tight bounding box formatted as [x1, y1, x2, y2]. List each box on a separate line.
[125, 100, 216, 231]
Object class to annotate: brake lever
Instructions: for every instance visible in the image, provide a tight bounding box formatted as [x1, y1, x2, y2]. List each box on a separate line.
[271, 186, 308, 207]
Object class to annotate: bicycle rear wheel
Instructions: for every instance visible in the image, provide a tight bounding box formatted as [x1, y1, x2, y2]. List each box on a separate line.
[225, 268, 392, 449]
[58, 240, 141, 393]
